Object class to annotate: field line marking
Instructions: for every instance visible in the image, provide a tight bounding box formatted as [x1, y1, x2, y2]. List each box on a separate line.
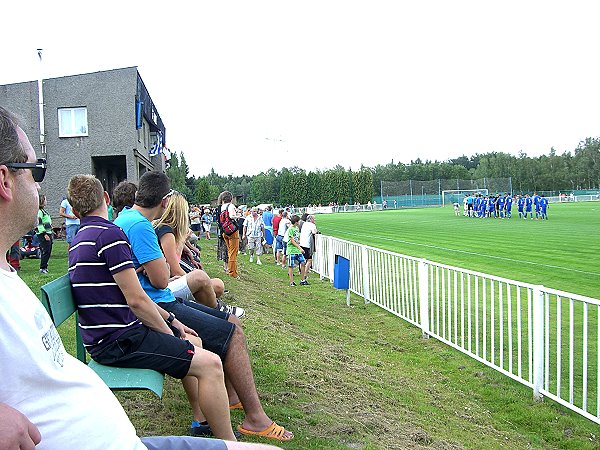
[338, 231, 600, 277]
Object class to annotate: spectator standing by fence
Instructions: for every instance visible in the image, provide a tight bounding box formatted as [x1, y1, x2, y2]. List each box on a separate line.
[190, 206, 202, 236]
[36, 194, 53, 274]
[299, 215, 318, 284]
[218, 191, 241, 279]
[243, 207, 265, 265]
[285, 215, 305, 286]
[202, 208, 212, 240]
[271, 209, 282, 261]
[59, 196, 80, 248]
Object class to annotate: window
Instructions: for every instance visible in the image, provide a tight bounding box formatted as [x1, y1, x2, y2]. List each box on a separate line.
[58, 107, 88, 137]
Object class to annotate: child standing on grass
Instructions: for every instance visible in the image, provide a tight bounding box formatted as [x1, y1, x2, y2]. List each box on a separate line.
[286, 215, 306, 286]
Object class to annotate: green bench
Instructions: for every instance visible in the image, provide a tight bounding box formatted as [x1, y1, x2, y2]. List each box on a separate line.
[40, 274, 165, 398]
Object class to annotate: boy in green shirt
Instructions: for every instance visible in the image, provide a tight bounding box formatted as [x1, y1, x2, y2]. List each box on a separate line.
[286, 215, 306, 286]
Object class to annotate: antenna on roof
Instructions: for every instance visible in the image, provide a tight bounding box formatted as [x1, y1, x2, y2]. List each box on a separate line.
[36, 49, 46, 156]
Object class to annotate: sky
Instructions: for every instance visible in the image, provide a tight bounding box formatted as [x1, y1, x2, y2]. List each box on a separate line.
[1, 1, 599, 177]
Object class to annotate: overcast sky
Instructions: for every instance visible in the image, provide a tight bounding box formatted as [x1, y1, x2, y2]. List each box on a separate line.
[1, 1, 599, 177]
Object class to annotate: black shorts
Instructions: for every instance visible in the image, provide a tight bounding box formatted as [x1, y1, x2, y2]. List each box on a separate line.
[301, 246, 313, 259]
[160, 298, 235, 361]
[93, 325, 194, 379]
[191, 223, 202, 232]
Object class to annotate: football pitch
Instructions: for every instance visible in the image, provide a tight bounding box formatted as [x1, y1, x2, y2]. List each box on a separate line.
[314, 202, 600, 299]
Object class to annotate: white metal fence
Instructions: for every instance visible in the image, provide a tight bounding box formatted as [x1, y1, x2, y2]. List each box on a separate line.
[313, 234, 600, 424]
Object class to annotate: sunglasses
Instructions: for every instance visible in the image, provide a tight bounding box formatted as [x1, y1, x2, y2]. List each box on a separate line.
[5, 158, 47, 182]
[162, 189, 178, 200]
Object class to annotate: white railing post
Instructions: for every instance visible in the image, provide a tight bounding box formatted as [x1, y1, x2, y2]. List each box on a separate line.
[533, 285, 545, 401]
[328, 238, 336, 283]
[361, 245, 370, 304]
[419, 259, 430, 338]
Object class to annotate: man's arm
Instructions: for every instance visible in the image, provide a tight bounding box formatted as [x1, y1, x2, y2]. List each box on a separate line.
[58, 205, 76, 220]
[112, 268, 173, 335]
[141, 256, 171, 289]
[0, 403, 42, 450]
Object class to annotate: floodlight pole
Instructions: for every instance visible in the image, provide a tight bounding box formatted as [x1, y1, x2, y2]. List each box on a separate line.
[36, 48, 46, 157]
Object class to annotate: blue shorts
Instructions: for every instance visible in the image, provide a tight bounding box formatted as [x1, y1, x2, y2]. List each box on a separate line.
[160, 298, 234, 361]
[66, 224, 80, 244]
[275, 235, 284, 251]
[287, 253, 306, 267]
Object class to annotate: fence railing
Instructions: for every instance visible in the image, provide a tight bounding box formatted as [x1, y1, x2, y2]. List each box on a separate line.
[313, 234, 600, 424]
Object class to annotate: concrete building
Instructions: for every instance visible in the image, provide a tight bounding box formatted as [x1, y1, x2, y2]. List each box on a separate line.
[0, 66, 167, 222]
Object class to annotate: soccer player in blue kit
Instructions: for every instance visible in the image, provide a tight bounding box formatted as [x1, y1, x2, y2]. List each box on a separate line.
[517, 195, 525, 218]
[533, 192, 541, 219]
[504, 194, 513, 218]
[487, 195, 496, 218]
[496, 194, 505, 218]
[539, 195, 549, 220]
[524, 194, 533, 219]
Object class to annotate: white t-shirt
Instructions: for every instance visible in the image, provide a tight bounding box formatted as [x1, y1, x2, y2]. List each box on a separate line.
[0, 267, 145, 450]
[221, 202, 236, 216]
[299, 221, 317, 248]
[278, 218, 291, 240]
[61, 199, 80, 226]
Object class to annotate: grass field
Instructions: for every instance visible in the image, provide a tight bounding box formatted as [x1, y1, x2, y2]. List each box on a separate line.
[16, 206, 600, 449]
[314, 202, 600, 299]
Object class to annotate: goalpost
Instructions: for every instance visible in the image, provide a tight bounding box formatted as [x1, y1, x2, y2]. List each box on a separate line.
[441, 189, 489, 207]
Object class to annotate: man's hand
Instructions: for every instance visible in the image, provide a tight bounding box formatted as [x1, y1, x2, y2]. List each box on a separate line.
[172, 318, 199, 340]
[168, 275, 181, 282]
[0, 403, 42, 450]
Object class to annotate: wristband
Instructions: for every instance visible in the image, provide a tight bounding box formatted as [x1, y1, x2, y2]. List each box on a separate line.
[165, 312, 176, 324]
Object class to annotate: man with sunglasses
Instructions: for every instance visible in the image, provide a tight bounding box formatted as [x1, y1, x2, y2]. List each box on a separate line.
[0, 107, 280, 450]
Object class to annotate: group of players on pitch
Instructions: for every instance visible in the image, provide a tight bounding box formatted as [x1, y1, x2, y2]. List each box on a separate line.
[454, 193, 550, 220]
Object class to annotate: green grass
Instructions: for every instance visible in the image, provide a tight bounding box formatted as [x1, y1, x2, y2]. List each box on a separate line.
[315, 202, 600, 298]
[18, 209, 600, 449]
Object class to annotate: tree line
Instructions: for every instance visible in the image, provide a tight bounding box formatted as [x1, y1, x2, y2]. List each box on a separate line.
[166, 136, 600, 206]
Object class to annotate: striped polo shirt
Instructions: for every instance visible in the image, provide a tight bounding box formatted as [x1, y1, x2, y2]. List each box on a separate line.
[68, 215, 142, 356]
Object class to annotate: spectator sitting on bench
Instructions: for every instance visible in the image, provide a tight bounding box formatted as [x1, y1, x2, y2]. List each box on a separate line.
[0, 106, 285, 450]
[112, 180, 139, 219]
[153, 191, 245, 318]
[114, 171, 293, 442]
[66, 174, 238, 441]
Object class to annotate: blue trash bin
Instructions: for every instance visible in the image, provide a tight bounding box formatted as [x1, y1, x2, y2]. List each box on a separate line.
[333, 255, 350, 290]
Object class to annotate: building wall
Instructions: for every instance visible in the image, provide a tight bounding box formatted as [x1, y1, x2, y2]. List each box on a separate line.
[0, 67, 165, 223]
[42, 67, 138, 212]
[0, 81, 41, 158]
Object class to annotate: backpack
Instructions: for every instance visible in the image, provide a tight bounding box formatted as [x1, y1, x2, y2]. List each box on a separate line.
[219, 205, 238, 236]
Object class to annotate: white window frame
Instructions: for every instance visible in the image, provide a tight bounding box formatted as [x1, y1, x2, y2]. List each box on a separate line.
[58, 107, 88, 137]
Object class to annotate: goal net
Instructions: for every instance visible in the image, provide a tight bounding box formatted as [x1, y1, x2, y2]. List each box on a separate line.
[442, 189, 489, 207]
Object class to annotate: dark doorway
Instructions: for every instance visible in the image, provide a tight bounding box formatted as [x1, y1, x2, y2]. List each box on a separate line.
[93, 155, 127, 198]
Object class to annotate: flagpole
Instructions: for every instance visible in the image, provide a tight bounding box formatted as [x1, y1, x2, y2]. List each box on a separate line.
[36, 48, 46, 157]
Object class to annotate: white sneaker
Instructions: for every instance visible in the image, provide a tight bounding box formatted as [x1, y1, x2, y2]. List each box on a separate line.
[249, 256, 254, 263]
[217, 300, 245, 319]
[256, 259, 262, 265]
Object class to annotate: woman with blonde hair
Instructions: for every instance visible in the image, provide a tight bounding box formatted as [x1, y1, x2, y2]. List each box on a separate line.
[153, 192, 245, 318]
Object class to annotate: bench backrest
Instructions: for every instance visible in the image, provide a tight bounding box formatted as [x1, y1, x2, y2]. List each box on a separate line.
[40, 273, 87, 362]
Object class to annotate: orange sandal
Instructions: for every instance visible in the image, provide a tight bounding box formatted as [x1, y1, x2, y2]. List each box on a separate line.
[229, 402, 243, 411]
[237, 421, 293, 441]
